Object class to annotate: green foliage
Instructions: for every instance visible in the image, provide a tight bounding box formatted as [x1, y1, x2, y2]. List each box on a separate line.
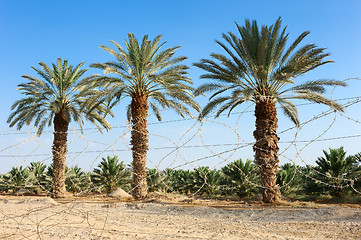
[28, 161, 48, 193]
[0, 149, 359, 200]
[3, 166, 30, 191]
[147, 168, 173, 192]
[170, 169, 193, 194]
[354, 153, 361, 164]
[190, 166, 222, 195]
[28, 162, 91, 194]
[277, 163, 303, 195]
[353, 153, 361, 191]
[44, 163, 69, 192]
[66, 165, 91, 193]
[147, 169, 162, 192]
[0, 174, 6, 192]
[7, 58, 112, 197]
[305, 147, 361, 198]
[221, 159, 260, 197]
[301, 165, 324, 197]
[91, 156, 132, 193]
[193, 17, 345, 204]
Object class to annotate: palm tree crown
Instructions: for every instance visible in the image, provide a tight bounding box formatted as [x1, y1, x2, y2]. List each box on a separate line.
[194, 17, 345, 124]
[90, 33, 200, 121]
[8, 58, 111, 135]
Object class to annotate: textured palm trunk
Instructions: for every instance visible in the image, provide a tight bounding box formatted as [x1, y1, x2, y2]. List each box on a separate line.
[52, 111, 69, 197]
[130, 95, 149, 199]
[253, 100, 281, 203]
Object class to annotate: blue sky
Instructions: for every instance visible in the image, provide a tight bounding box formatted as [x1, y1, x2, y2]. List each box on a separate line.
[1, 0, 361, 173]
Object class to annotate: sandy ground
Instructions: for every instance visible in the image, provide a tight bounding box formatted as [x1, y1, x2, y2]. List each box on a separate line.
[0, 193, 360, 240]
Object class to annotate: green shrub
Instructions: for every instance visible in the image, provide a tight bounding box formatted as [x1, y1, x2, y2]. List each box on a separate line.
[221, 159, 260, 198]
[91, 156, 132, 193]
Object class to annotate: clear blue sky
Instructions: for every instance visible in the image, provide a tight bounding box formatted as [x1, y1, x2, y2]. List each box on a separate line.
[1, 0, 361, 173]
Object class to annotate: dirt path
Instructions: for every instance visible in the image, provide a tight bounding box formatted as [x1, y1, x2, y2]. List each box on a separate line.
[0, 194, 360, 239]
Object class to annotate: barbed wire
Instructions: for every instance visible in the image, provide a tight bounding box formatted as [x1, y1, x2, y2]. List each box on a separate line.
[2, 132, 361, 158]
[1, 98, 360, 158]
[1, 80, 360, 202]
[1, 95, 360, 137]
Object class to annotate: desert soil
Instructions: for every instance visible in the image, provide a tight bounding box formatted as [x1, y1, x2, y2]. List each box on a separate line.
[0, 193, 360, 240]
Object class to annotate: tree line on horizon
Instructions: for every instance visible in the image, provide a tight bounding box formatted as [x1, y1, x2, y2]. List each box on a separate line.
[6, 17, 348, 203]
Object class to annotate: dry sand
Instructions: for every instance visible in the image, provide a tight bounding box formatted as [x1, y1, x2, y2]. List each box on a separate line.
[0, 193, 360, 240]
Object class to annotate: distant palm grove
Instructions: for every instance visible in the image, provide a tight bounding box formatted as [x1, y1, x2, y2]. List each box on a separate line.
[5, 18, 359, 203]
[1, 148, 360, 200]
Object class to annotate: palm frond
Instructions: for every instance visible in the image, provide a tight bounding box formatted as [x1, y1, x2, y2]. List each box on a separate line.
[290, 92, 343, 111]
[276, 97, 299, 126]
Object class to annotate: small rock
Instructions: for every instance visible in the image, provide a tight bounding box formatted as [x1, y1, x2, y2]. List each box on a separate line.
[14, 189, 32, 196]
[108, 188, 132, 199]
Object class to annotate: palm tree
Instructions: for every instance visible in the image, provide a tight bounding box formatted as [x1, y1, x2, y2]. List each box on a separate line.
[66, 165, 91, 193]
[7, 58, 111, 197]
[0, 174, 7, 192]
[312, 147, 360, 198]
[221, 159, 260, 198]
[91, 156, 132, 193]
[171, 169, 193, 194]
[28, 161, 48, 193]
[3, 166, 30, 192]
[194, 18, 346, 203]
[354, 153, 361, 191]
[90, 34, 200, 198]
[147, 168, 172, 192]
[277, 163, 302, 195]
[190, 166, 222, 195]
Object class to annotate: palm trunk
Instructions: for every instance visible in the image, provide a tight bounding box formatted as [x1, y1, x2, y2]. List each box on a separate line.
[130, 95, 149, 199]
[52, 111, 69, 197]
[253, 100, 281, 203]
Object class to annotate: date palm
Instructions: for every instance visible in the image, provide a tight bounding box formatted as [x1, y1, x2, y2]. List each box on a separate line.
[90, 33, 200, 198]
[0, 174, 6, 192]
[147, 169, 172, 192]
[194, 18, 346, 203]
[66, 165, 91, 193]
[3, 166, 29, 192]
[190, 166, 222, 195]
[221, 159, 260, 198]
[314, 147, 360, 198]
[91, 156, 131, 193]
[277, 163, 302, 195]
[171, 169, 193, 194]
[7, 58, 111, 197]
[354, 153, 361, 191]
[28, 161, 48, 193]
